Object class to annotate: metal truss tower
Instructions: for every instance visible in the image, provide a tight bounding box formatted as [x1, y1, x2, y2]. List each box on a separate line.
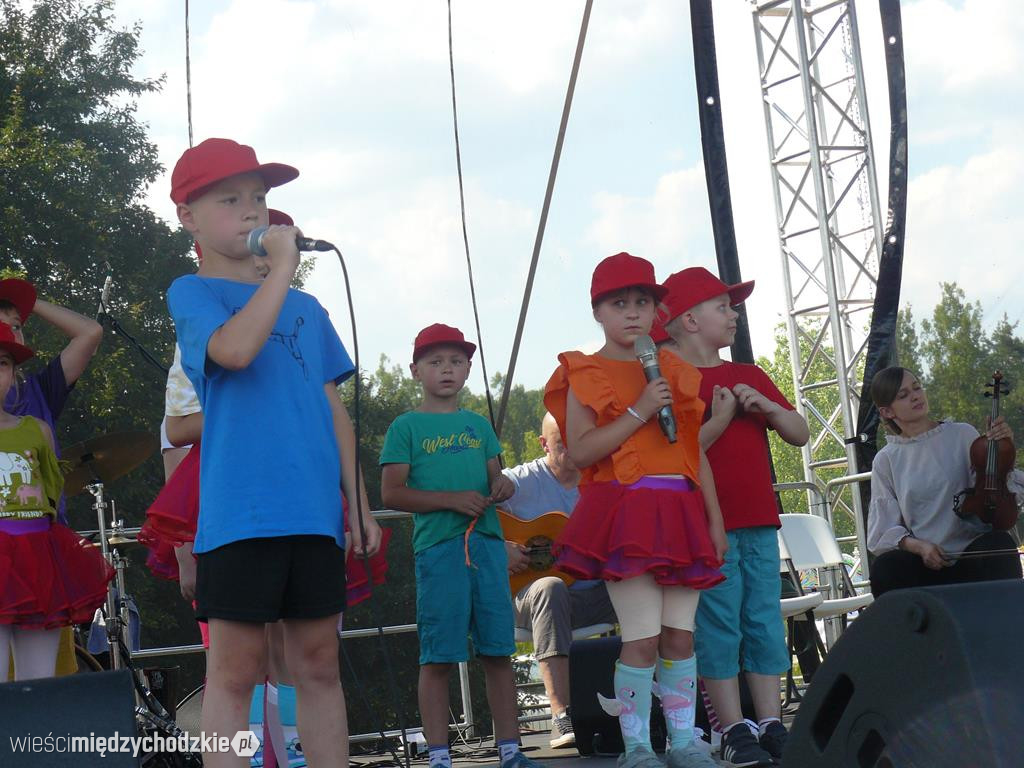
[750, 0, 884, 542]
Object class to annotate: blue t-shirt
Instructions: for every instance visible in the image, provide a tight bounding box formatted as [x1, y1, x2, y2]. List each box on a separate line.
[167, 275, 354, 553]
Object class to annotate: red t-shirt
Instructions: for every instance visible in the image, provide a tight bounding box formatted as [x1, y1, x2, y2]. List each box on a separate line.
[698, 362, 795, 530]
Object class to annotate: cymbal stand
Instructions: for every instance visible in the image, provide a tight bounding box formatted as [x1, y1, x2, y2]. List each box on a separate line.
[86, 482, 130, 672]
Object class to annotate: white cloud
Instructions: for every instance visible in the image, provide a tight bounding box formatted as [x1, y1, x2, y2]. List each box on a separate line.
[903, 144, 1024, 323]
[902, 0, 1024, 92]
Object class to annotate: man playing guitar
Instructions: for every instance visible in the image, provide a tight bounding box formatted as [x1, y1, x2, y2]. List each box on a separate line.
[502, 413, 618, 749]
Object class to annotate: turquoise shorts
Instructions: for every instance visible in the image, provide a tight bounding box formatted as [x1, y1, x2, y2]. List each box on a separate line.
[414, 531, 515, 665]
[695, 526, 789, 679]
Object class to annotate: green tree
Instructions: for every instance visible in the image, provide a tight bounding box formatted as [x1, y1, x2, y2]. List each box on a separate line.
[2, 0, 200, 683]
[918, 283, 991, 425]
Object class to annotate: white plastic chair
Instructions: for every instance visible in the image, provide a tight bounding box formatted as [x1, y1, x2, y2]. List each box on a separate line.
[778, 533, 825, 704]
[778, 513, 873, 647]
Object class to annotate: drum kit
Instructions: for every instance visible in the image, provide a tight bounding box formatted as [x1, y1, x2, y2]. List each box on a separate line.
[63, 431, 202, 767]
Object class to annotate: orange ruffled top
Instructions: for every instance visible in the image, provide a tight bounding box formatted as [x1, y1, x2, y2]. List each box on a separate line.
[544, 350, 705, 485]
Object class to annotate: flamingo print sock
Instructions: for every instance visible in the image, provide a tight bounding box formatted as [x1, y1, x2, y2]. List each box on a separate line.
[655, 656, 697, 750]
[611, 660, 656, 754]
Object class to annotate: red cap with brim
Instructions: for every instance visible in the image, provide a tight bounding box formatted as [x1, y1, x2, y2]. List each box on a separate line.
[0, 278, 37, 323]
[170, 138, 299, 204]
[650, 319, 670, 345]
[0, 322, 34, 364]
[590, 252, 667, 306]
[661, 267, 754, 323]
[413, 324, 476, 362]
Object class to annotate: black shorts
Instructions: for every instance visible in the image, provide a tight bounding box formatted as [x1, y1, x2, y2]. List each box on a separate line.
[195, 535, 347, 623]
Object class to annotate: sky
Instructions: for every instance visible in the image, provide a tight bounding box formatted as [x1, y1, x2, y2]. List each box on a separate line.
[107, 0, 1023, 390]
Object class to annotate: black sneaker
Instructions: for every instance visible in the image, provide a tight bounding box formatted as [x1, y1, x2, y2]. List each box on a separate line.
[720, 722, 773, 767]
[549, 710, 575, 749]
[758, 720, 787, 761]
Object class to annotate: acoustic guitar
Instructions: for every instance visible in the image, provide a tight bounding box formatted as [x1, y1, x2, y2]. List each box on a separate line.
[498, 508, 575, 596]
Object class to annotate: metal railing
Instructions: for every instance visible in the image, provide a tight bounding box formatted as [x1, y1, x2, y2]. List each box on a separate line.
[82, 509, 477, 743]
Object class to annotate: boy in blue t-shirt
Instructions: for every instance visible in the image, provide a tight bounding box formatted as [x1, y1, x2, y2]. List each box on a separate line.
[380, 324, 543, 768]
[166, 137, 381, 768]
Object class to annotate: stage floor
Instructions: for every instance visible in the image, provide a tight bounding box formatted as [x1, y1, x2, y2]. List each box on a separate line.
[350, 705, 800, 768]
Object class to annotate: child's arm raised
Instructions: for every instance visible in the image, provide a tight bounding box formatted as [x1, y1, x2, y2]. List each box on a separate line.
[206, 226, 300, 370]
[699, 384, 738, 450]
[325, 381, 381, 557]
[733, 383, 810, 447]
[31, 298, 103, 385]
[565, 377, 671, 468]
[380, 463, 489, 518]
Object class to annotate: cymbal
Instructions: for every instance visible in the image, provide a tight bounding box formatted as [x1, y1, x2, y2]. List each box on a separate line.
[63, 431, 159, 497]
[106, 534, 139, 546]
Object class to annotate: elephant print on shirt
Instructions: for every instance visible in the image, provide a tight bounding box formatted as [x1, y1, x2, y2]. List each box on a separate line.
[0, 451, 32, 488]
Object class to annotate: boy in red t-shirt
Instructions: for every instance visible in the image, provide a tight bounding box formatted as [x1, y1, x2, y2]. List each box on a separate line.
[662, 268, 809, 767]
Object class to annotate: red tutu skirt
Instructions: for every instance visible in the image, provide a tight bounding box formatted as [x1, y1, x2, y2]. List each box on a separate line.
[0, 518, 115, 629]
[342, 496, 391, 607]
[139, 443, 200, 580]
[553, 478, 724, 589]
[346, 527, 392, 607]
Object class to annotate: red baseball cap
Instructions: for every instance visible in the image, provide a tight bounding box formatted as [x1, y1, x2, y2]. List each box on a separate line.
[590, 252, 667, 306]
[413, 324, 476, 362]
[661, 267, 754, 322]
[650, 318, 670, 345]
[170, 138, 299, 204]
[0, 322, 34, 364]
[268, 209, 294, 227]
[0, 278, 37, 323]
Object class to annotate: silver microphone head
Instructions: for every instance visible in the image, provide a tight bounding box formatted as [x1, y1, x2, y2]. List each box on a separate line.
[634, 334, 657, 366]
[247, 226, 268, 257]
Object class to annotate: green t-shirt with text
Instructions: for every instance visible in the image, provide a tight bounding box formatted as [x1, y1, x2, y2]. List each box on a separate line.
[380, 409, 504, 553]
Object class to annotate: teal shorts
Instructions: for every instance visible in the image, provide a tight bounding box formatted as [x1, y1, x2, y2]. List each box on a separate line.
[695, 526, 789, 679]
[414, 531, 516, 665]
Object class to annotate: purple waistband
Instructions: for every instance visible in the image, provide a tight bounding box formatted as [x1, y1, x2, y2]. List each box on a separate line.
[617, 476, 695, 492]
[0, 517, 51, 534]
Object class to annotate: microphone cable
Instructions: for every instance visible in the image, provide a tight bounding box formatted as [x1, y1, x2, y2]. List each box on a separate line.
[330, 243, 414, 768]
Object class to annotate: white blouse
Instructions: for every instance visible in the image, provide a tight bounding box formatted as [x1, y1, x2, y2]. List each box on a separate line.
[867, 421, 1023, 557]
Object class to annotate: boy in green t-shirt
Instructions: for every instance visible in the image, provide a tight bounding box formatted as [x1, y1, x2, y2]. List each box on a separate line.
[381, 323, 543, 768]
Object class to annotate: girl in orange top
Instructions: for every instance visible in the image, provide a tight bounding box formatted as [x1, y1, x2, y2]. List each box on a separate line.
[545, 253, 726, 768]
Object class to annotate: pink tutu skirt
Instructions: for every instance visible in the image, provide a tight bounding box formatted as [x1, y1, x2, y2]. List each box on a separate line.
[0, 518, 115, 629]
[139, 443, 200, 580]
[553, 477, 724, 589]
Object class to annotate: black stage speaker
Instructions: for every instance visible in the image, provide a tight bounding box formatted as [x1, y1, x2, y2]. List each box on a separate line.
[568, 636, 756, 755]
[0, 669, 138, 767]
[784, 580, 1024, 767]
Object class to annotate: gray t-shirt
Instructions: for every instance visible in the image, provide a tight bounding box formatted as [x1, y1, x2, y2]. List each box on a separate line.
[502, 458, 599, 589]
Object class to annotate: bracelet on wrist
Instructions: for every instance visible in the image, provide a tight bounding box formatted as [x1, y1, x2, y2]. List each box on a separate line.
[627, 406, 648, 425]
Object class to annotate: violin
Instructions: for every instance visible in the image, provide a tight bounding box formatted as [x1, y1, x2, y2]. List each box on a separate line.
[955, 372, 1019, 530]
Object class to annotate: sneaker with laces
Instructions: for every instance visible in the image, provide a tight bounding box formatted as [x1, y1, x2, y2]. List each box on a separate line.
[616, 747, 665, 768]
[757, 721, 787, 761]
[719, 723, 772, 767]
[549, 710, 576, 749]
[667, 741, 719, 768]
[500, 751, 547, 768]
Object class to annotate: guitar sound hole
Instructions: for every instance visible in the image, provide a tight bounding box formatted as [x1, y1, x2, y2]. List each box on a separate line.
[526, 536, 556, 570]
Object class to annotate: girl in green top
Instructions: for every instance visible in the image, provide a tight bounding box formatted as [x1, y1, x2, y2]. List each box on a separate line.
[0, 322, 113, 681]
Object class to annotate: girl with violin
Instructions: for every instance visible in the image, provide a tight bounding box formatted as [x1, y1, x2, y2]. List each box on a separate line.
[866, 366, 1023, 597]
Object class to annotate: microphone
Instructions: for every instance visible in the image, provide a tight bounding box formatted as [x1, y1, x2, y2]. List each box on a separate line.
[247, 226, 335, 257]
[96, 274, 112, 321]
[634, 334, 677, 444]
